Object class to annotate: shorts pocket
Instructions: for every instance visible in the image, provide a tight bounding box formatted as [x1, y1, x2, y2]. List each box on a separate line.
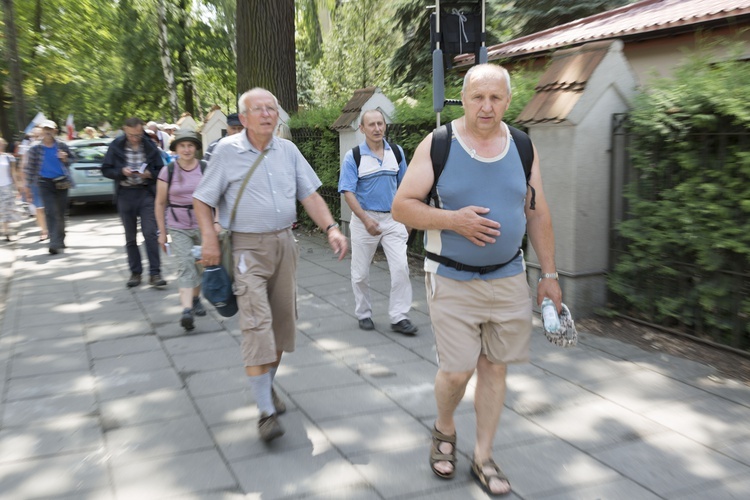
[233, 283, 258, 330]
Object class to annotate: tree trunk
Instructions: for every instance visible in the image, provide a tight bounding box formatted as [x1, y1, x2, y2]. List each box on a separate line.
[177, 0, 195, 118]
[236, 0, 297, 112]
[1, 0, 28, 133]
[157, 0, 179, 121]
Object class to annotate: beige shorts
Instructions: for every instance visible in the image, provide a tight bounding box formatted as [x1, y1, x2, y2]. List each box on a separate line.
[233, 228, 299, 367]
[425, 272, 532, 372]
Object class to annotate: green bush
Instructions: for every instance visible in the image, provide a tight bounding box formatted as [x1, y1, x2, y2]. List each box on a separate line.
[609, 52, 750, 349]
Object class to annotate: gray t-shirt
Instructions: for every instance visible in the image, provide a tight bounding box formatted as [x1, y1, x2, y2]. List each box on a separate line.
[193, 132, 321, 233]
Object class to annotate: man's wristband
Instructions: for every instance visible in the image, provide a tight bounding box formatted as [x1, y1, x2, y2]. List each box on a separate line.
[325, 222, 339, 233]
[539, 272, 559, 282]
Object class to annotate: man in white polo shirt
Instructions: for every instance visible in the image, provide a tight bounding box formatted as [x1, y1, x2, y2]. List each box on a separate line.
[193, 88, 348, 442]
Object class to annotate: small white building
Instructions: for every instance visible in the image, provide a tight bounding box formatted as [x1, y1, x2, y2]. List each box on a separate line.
[176, 114, 198, 133]
[201, 109, 227, 151]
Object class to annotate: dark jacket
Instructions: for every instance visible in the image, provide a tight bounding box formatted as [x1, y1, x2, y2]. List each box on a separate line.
[102, 132, 165, 201]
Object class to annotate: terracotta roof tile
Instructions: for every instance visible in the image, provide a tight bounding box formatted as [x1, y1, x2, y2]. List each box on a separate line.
[456, 0, 750, 65]
[331, 86, 378, 131]
[516, 41, 612, 124]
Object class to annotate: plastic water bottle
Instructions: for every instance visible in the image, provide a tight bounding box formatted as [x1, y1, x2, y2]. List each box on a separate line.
[191, 245, 202, 260]
[541, 297, 561, 333]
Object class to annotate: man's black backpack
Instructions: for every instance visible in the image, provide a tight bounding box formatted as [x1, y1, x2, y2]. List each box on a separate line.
[351, 140, 404, 168]
[165, 159, 207, 224]
[428, 121, 536, 210]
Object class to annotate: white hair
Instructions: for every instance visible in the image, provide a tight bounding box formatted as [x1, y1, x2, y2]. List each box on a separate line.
[238, 88, 279, 114]
[462, 64, 512, 95]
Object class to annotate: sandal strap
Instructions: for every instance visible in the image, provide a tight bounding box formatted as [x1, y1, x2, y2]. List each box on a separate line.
[431, 426, 456, 444]
[430, 452, 455, 463]
[473, 459, 509, 483]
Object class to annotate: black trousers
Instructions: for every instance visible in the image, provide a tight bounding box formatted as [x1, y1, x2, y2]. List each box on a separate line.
[117, 187, 160, 276]
[38, 178, 68, 250]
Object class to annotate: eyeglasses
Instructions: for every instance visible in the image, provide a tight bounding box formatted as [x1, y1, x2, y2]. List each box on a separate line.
[248, 106, 278, 116]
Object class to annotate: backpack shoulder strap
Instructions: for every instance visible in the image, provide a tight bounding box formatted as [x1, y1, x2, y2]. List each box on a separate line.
[165, 161, 175, 208]
[428, 122, 452, 208]
[384, 140, 403, 166]
[508, 125, 533, 180]
[508, 125, 536, 210]
[199, 159, 207, 173]
[352, 146, 361, 167]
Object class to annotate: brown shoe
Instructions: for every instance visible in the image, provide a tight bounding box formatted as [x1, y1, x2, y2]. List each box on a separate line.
[271, 388, 286, 415]
[258, 412, 284, 442]
[126, 273, 142, 288]
[149, 274, 167, 287]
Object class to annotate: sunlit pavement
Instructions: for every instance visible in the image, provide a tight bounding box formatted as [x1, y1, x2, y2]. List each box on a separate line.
[1, 207, 749, 499]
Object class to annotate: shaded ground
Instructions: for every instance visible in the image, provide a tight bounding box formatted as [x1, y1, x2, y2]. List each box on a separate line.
[577, 316, 750, 385]
[317, 235, 750, 386]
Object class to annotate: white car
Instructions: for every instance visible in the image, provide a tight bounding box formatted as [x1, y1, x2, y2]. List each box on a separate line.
[66, 138, 114, 205]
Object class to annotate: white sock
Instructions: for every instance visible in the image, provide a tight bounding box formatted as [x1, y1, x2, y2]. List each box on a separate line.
[248, 372, 275, 415]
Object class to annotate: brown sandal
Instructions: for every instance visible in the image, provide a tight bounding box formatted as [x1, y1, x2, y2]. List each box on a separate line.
[430, 425, 457, 479]
[471, 458, 511, 496]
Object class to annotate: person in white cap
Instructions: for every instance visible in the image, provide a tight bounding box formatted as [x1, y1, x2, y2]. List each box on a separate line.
[23, 120, 74, 254]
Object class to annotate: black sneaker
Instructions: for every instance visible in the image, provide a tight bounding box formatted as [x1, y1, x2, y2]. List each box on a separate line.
[180, 308, 195, 330]
[358, 318, 375, 330]
[258, 412, 284, 442]
[192, 297, 207, 317]
[391, 319, 418, 336]
[149, 274, 167, 287]
[127, 273, 142, 288]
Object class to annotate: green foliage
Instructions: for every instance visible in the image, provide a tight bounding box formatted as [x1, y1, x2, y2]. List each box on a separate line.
[307, 0, 402, 106]
[609, 53, 750, 349]
[2, 0, 236, 132]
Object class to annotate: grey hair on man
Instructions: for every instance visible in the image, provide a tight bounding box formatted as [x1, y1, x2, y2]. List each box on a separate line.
[461, 64, 512, 95]
[238, 88, 280, 114]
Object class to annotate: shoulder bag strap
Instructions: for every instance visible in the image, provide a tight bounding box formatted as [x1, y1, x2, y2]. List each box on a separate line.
[228, 150, 268, 229]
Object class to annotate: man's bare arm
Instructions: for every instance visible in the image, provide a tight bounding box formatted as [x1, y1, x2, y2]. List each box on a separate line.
[300, 191, 349, 260]
[525, 145, 562, 309]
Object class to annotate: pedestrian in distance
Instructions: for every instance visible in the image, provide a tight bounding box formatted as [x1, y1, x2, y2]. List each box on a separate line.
[193, 87, 348, 443]
[392, 64, 563, 497]
[23, 120, 74, 255]
[18, 127, 48, 241]
[155, 130, 210, 331]
[0, 137, 21, 241]
[203, 112, 244, 163]
[102, 117, 167, 288]
[146, 121, 170, 150]
[338, 109, 417, 335]
[146, 128, 171, 166]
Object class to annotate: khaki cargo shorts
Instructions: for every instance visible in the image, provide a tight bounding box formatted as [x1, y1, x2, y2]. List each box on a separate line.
[233, 228, 298, 367]
[425, 271, 532, 372]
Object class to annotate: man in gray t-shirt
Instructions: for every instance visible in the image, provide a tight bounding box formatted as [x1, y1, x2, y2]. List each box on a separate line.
[193, 87, 348, 443]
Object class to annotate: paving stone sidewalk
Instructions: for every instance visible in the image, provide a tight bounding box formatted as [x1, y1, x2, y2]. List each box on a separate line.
[0, 211, 749, 499]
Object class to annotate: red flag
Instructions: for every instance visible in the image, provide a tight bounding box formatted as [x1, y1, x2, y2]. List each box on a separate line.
[66, 114, 75, 140]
